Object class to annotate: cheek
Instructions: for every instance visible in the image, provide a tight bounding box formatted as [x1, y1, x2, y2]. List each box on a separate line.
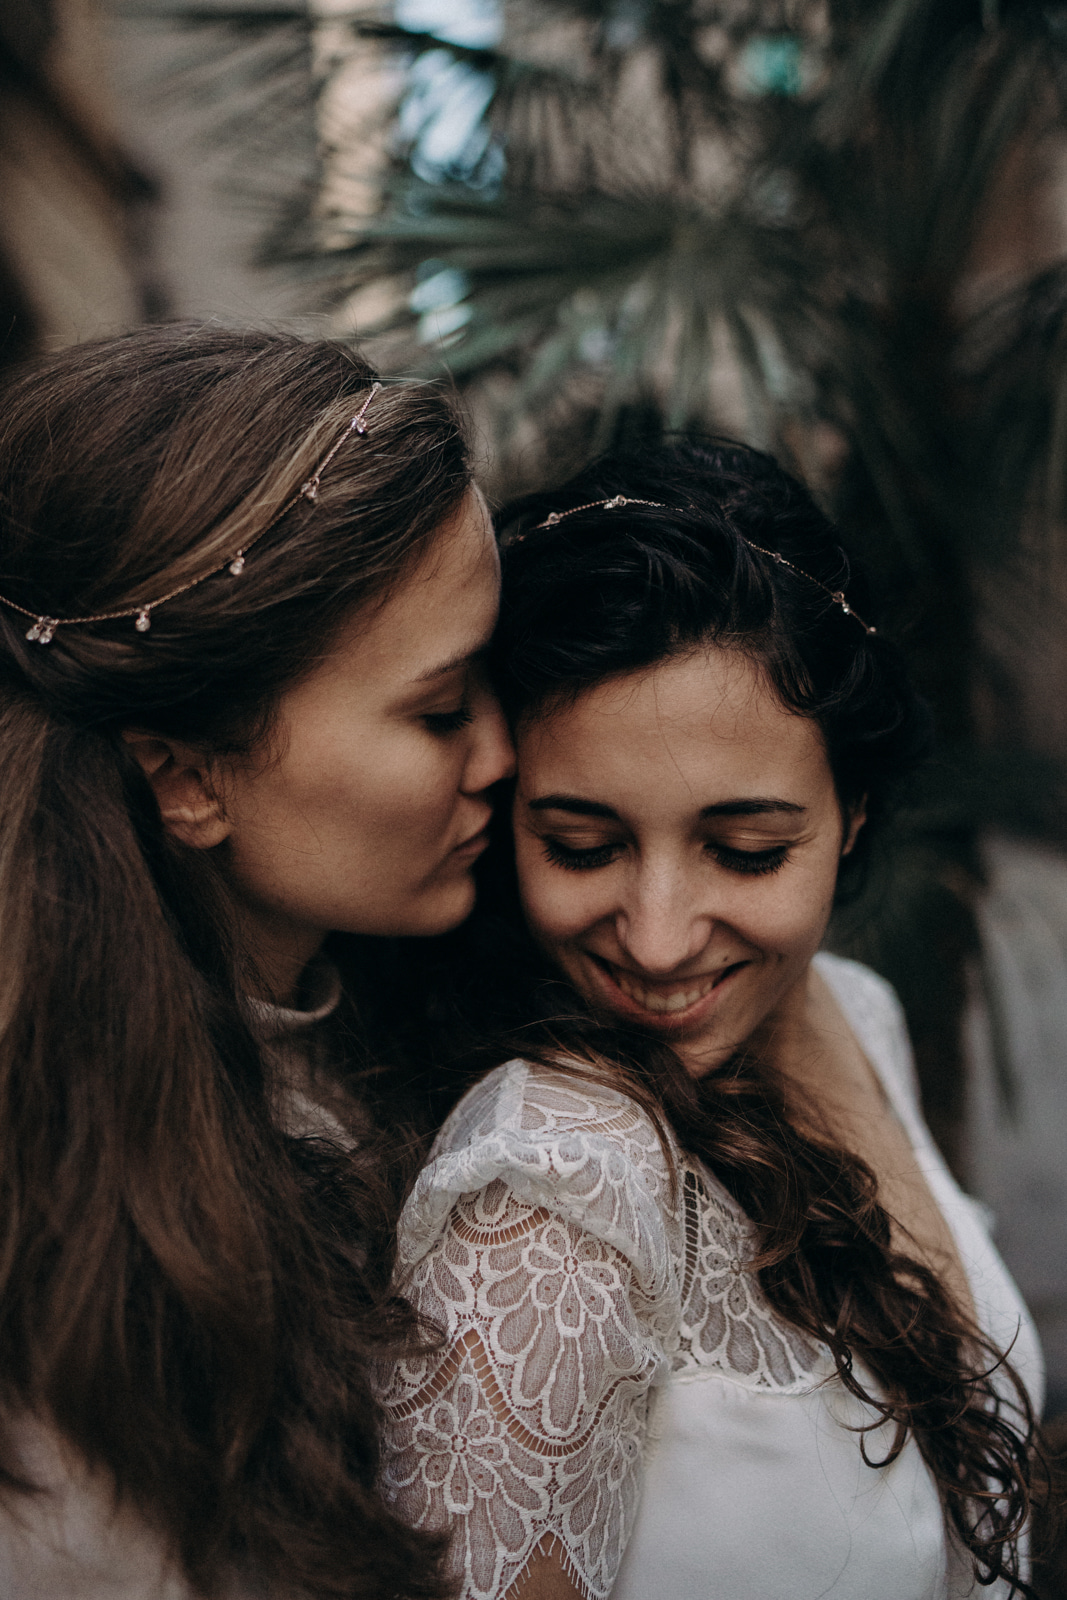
[298, 732, 463, 841]
[736, 859, 838, 955]
[514, 836, 607, 942]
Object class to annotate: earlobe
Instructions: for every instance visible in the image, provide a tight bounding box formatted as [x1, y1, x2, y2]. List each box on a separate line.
[122, 731, 231, 849]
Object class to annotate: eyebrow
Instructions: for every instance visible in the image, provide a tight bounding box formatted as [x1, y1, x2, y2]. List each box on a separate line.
[528, 795, 618, 818]
[414, 640, 490, 684]
[700, 799, 806, 818]
[527, 794, 806, 819]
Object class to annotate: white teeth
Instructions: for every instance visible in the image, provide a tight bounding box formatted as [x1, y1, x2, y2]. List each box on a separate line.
[612, 967, 725, 1014]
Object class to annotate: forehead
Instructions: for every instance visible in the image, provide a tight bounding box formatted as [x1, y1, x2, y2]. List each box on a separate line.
[516, 648, 832, 810]
[337, 488, 497, 678]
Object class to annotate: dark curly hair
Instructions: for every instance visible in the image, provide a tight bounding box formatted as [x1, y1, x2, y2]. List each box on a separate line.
[403, 436, 1037, 1597]
[495, 435, 931, 896]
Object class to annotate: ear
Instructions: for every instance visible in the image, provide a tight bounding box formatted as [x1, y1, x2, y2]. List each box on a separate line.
[841, 797, 867, 857]
[122, 731, 231, 849]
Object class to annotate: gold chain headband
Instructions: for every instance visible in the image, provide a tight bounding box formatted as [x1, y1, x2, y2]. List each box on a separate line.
[527, 493, 876, 635]
[0, 382, 383, 645]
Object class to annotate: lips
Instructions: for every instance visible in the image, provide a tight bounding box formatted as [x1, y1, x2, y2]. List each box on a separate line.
[613, 967, 725, 1013]
[451, 824, 491, 859]
[451, 804, 494, 856]
[588, 953, 746, 1024]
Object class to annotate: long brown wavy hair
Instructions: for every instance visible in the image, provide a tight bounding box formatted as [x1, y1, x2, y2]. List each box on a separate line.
[0, 324, 473, 1599]
[389, 436, 1041, 1596]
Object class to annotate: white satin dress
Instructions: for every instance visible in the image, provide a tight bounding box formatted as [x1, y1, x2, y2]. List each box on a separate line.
[380, 955, 1044, 1600]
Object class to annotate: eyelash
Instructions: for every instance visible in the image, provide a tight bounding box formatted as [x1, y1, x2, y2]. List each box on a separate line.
[542, 839, 621, 872]
[709, 842, 790, 876]
[423, 704, 474, 735]
[541, 839, 791, 875]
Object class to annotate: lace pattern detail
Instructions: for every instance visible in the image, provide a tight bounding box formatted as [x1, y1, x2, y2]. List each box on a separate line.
[381, 1061, 829, 1598]
[674, 1166, 822, 1387]
[400, 1062, 678, 1305]
[382, 1181, 659, 1600]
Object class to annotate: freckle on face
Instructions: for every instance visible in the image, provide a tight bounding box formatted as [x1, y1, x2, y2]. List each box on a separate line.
[512, 648, 853, 1073]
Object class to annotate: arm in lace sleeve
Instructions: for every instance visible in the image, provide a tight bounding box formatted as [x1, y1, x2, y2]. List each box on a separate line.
[379, 1177, 664, 1600]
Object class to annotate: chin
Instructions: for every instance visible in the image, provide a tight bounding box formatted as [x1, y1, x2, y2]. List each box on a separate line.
[399, 873, 478, 938]
[337, 868, 478, 940]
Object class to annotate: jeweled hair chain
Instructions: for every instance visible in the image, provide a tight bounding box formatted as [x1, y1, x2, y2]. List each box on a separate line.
[0, 382, 382, 645]
[524, 494, 876, 635]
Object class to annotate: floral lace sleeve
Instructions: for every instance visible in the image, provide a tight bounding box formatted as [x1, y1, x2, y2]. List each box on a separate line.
[378, 1062, 680, 1600]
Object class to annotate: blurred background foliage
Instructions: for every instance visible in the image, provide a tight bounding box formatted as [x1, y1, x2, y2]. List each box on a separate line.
[0, 0, 161, 353]
[145, 0, 1067, 1179]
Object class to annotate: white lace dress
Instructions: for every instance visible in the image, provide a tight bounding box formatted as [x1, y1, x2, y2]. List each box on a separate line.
[380, 954, 1045, 1600]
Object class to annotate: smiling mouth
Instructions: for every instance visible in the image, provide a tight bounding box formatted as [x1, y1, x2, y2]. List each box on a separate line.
[591, 955, 746, 1017]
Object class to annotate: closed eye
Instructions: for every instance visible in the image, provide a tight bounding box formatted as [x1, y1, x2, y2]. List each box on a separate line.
[423, 704, 474, 735]
[706, 842, 790, 875]
[542, 837, 622, 872]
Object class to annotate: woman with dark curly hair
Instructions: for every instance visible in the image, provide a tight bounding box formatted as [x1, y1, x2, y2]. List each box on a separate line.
[379, 439, 1043, 1599]
[0, 323, 513, 1599]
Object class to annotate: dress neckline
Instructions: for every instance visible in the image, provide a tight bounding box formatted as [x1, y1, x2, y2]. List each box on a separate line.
[244, 957, 343, 1042]
[244, 959, 359, 1148]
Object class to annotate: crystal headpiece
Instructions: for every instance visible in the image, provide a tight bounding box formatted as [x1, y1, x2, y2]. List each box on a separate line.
[525, 494, 876, 636]
[0, 382, 383, 645]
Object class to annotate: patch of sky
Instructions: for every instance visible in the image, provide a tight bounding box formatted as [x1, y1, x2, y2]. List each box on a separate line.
[410, 261, 473, 344]
[577, 325, 613, 364]
[739, 34, 803, 97]
[560, 291, 615, 367]
[394, 0, 504, 186]
[395, 0, 502, 49]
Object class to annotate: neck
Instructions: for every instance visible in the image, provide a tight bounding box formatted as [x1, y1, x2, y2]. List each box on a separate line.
[232, 904, 327, 1006]
[753, 959, 883, 1136]
[747, 963, 821, 1075]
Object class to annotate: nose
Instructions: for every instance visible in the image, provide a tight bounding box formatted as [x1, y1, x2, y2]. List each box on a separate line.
[462, 683, 515, 794]
[614, 866, 713, 975]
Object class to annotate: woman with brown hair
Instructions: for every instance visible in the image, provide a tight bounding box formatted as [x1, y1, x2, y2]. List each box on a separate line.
[381, 438, 1043, 1599]
[0, 323, 513, 1598]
